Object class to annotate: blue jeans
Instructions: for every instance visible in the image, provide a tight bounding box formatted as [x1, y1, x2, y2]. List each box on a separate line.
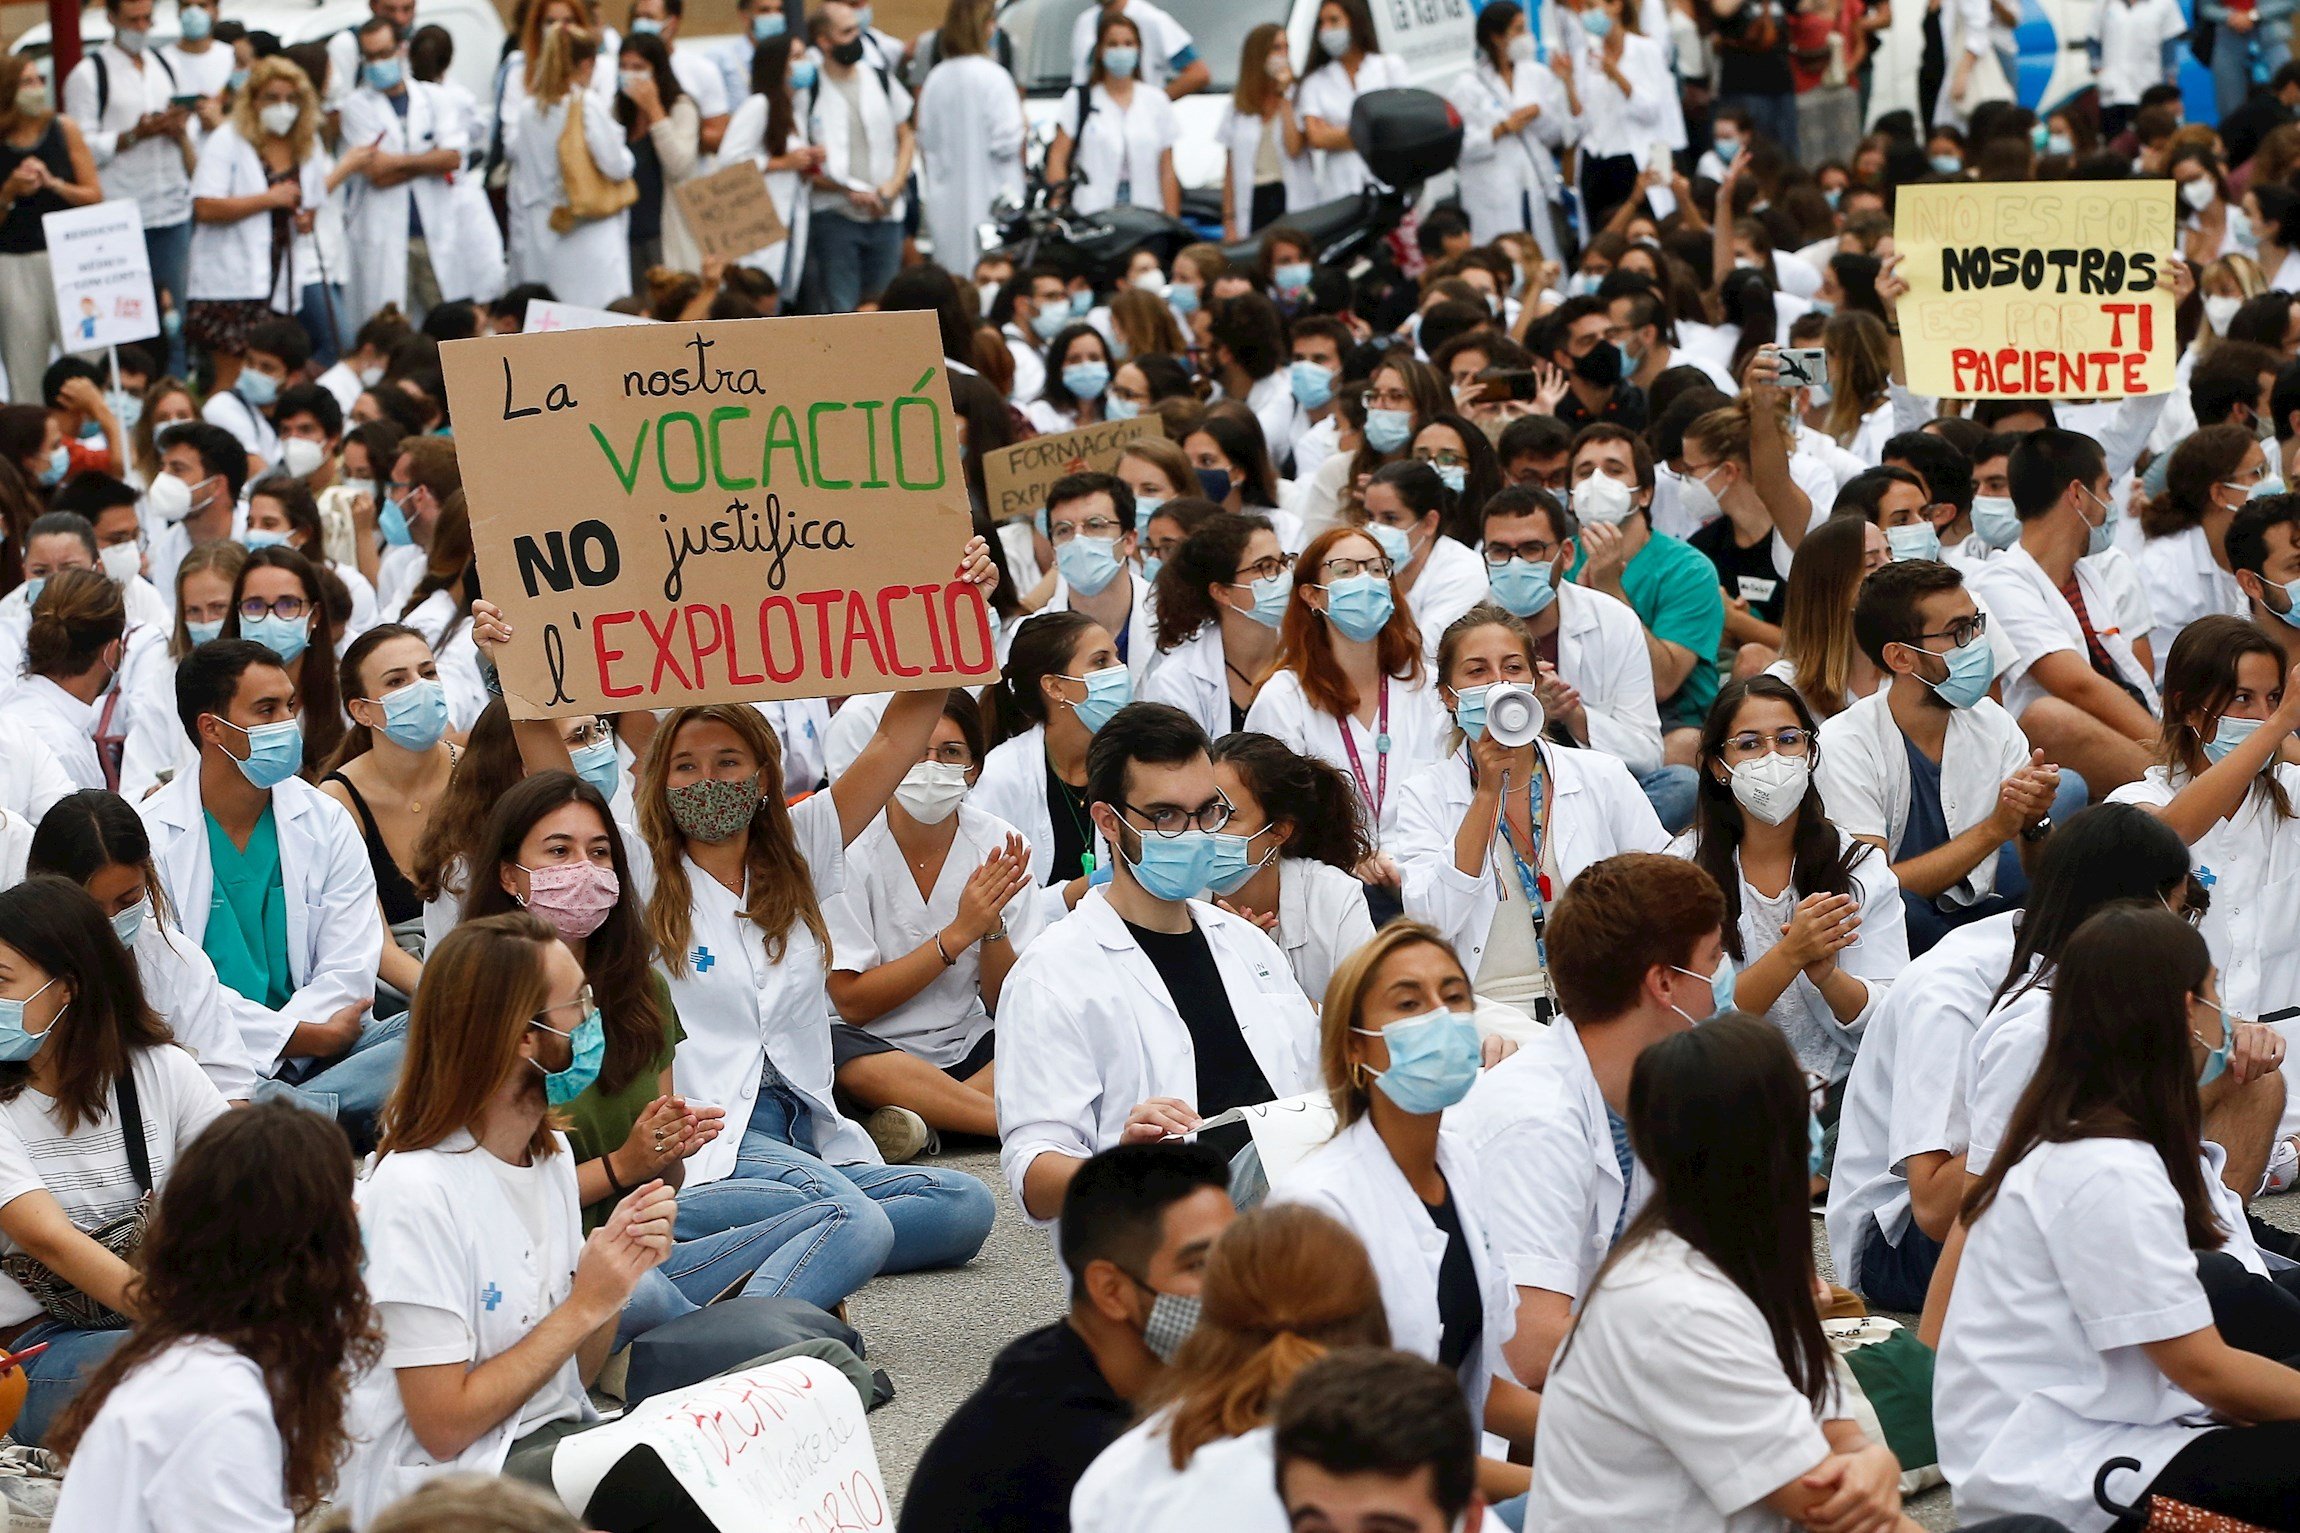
[256, 1012, 410, 1151]
[803, 213, 902, 315]
[298, 281, 349, 368]
[11, 1320, 128, 1448]
[1635, 764, 1699, 836]
[637, 1166, 890, 1327]
[142, 219, 191, 377]
[740, 1065, 994, 1276]
[2213, 15, 2293, 119]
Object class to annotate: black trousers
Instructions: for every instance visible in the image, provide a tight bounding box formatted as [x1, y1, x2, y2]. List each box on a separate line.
[2122, 1418, 2300, 1530]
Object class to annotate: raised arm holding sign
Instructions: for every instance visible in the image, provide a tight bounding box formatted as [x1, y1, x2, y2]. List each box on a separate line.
[437, 311, 996, 719]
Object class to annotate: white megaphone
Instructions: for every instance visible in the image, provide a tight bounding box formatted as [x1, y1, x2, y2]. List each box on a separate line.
[1484, 682, 1546, 748]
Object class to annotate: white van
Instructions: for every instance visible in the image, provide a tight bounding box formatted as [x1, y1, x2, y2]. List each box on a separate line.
[10, 0, 504, 106]
[996, 0, 1472, 192]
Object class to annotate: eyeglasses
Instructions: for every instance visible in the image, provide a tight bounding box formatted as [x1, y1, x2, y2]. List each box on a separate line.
[1318, 555, 1393, 581]
[532, 984, 596, 1029]
[1050, 515, 1125, 545]
[238, 595, 308, 621]
[1721, 726, 1812, 758]
[1914, 612, 1989, 648]
[1414, 449, 1468, 469]
[566, 718, 613, 749]
[1234, 553, 1295, 583]
[1365, 386, 1414, 410]
[1485, 538, 1561, 565]
[925, 742, 976, 766]
[1122, 795, 1234, 836]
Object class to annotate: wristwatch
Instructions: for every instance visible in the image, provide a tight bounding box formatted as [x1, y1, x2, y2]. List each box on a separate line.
[2019, 815, 2053, 845]
[984, 918, 1009, 943]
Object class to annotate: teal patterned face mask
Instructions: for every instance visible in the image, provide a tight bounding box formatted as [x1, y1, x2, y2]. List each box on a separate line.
[666, 774, 764, 842]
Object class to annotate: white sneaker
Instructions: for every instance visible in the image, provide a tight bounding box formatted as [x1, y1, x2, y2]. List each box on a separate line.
[2268, 1137, 2300, 1196]
[865, 1105, 931, 1165]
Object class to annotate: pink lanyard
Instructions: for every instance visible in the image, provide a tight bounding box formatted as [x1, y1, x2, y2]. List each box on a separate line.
[1336, 676, 1391, 821]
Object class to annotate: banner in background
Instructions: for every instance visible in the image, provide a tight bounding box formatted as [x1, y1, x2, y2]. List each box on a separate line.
[981, 416, 1157, 525]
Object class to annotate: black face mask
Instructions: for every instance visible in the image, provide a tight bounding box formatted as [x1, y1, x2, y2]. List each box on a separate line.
[1573, 342, 1623, 388]
[830, 36, 866, 65]
[1195, 466, 1232, 503]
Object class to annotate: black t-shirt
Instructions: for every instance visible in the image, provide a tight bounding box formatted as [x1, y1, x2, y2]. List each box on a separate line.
[1689, 517, 1786, 627]
[1426, 1175, 1483, 1373]
[1556, 380, 1648, 432]
[900, 1321, 1129, 1533]
[1715, 0, 1794, 95]
[1126, 917, 1274, 1159]
[1046, 759, 1095, 885]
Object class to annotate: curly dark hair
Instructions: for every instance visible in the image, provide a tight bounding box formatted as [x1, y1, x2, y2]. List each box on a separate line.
[50, 1102, 380, 1516]
[1211, 730, 1372, 872]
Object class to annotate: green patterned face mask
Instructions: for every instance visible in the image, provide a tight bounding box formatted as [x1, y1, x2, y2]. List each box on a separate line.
[666, 774, 764, 843]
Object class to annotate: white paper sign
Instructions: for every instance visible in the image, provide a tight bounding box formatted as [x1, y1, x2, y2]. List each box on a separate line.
[550, 1356, 889, 1530]
[523, 298, 653, 333]
[1199, 1091, 1340, 1182]
[43, 200, 159, 350]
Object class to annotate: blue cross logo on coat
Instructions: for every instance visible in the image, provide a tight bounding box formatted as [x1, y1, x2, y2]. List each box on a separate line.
[481, 1282, 503, 1311]
[692, 946, 715, 972]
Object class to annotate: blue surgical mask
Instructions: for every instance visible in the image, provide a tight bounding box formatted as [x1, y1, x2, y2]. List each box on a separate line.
[1106, 395, 1142, 421]
[1289, 360, 1335, 410]
[238, 369, 279, 408]
[1204, 825, 1277, 895]
[1031, 306, 1070, 341]
[2196, 997, 2230, 1086]
[788, 58, 818, 88]
[1431, 462, 1466, 494]
[186, 617, 225, 646]
[1970, 494, 2019, 549]
[1885, 521, 1941, 562]
[533, 1007, 606, 1106]
[19, 577, 43, 608]
[1488, 556, 1557, 618]
[1101, 44, 1138, 77]
[1670, 955, 1736, 1022]
[1064, 664, 1133, 733]
[571, 736, 623, 798]
[1069, 290, 1094, 317]
[1233, 572, 1292, 628]
[37, 445, 68, 487]
[227, 66, 249, 90]
[1365, 521, 1413, 569]
[2250, 474, 2287, 501]
[1135, 494, 1164, 517]
[1578, 8, 1612, 38]
[2081, 485, 2117, 558]
[380, 495, 414, 546]
[77, 418, 104, 441]
[1168, 284, 1200, 315]
[242, 612, 311, 666]
[2265, 577, 2300, 631]
[242, 528, 290, 550]
[373, 677, 448, 752]
[1141, 553, 1163, 584]
[0, 976, 65, 1064]
[1452, 683, 1494, 740]
[111, 897, 147, 948]
[219, 715, 305, 789]
[1318, 24, 1353, 53]
[1354, 1010, 1482, 1114]
[630, 15, 664, 32]
[112, 392, 142, 435]
[1915, 632, 1995, 710]
[1929, 153, 1962, 176]
[1714, 136, 1740, 163]
[1566, 270, 1603, 298]
[179, 4, 213, 39]
[1364, 409, 1413, 454]
[1121, 824, 1221, 901]
[364, 56, 403, 91]
[1062, 361, 1110, 400]
[1273, 261, 1312, 295]
[1320, 573, 1394, 641]
[752, 9, 788, 39]
[2204, 712, 2265, 765]
[1808, 1111, 1825, 1178]
[1057, 534, 1125, 596]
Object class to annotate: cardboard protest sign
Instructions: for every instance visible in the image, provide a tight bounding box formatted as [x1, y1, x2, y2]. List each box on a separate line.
[673, 160, 789, 264]
[438, 311, 993, 719]
[551, 1356, 888, 1526]
[1895, 180, 2177, 399]
[524, 298, 653, 333]
[43, 201, 159, 350]
[981, 416, 1157, 523]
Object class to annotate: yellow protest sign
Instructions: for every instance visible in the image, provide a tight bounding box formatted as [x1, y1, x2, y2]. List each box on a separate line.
[1894, 180, 2177, 399]
[437, 312, 995, 719]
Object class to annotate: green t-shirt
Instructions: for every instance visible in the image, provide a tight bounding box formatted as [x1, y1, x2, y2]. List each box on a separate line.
[1619, 529, 1726, 731]
[203, 806, 292, 1011]
[564, 974, 685, 1231]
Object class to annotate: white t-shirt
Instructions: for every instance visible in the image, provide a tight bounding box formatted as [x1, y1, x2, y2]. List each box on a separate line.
[1936, 1137, 2225, 1532]
[1528, 1230, 1841, 1533]
[49, 1338, 293, 1533]
[1071, 1413, 1289, 1533]
[0, 1044, 226, 1325]
[1968, 545, 2158, 719]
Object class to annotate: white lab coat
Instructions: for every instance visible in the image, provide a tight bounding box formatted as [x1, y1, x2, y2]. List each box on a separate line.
[2135, 526, 2248, 683]
[1825, 912, 2017, 1294]
[718, 91, 812, 293]
[994, 889, 1320, 1221]
[1272, 855, 1375, 1004]
[1392, 744, 1669, 969]
[0, 724, 76, 825]
[12, 675, 107, 792]
[1402, 536, 1491, 662]
[133, 911, 263, 1102]
[824, 802, 1046, 1068]
[1969, 545, 2159, 719]
[1295, 52, 1411, 200]
[1447, 55, 1577, 258]
[806, 62, 913, 223]
[1044, 567, 1160, 680]
[971, 723, 1113, 929]
[138, 771, 383, 1072]
[1815, 688, 2034, 907]
[915, 55, 1026, 280]
[1213, 101, 1314, 238]
[1453, 1010, 1650, 1303]
[1138, 621, 1236, 741]
[1276, 1115, 1520, 1419]
[340, 1131, 596, 1527]
[1243, 668, 1454, 844]
[0, 808, 30, 889]
[1071, 1417, 1289, 1533]
[1543, 581, 1664, 775]
[506, 91, 635, 312]
[1060, 82, 1179, 216]
[339, 82, 483, 329]
[185, 126, 335, 307]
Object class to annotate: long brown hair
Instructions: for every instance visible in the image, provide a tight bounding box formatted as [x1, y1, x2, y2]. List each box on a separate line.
[1232, 22, 1287, 114]
[2155, 614, 2295, 820]
[1962, 905, 2227, 1251]
[376, 913, 560, 1163]
[637, 706, 830, 974]
[1776, 516, 1870, 719]
[49, 1104, 381, 1516]
[2145, 423, 2254, 539]
[170, 539, 246, 660]
[1141, 1203, 1389, 1469]
[1691, 677, 1861, 961]
[412, 698, 521, 903]
[1272, 525, 1424, 717]
[328, 622, 433, 768]
[462, 773, 666, 1095]
[0, 877, 174, 1133]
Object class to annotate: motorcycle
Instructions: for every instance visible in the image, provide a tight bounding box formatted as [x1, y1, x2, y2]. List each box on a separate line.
[979, 87, 1465, 289]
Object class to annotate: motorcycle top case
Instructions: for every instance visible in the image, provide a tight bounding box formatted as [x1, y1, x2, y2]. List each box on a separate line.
[1350, 89, 1463, 190]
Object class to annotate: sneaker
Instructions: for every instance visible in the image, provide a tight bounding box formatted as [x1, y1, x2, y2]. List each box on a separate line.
[865, 1105, 931, 1165]
[2269, 1137, 2300, 1196]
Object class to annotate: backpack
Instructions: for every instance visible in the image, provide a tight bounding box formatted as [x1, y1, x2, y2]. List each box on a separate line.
[89, 46, 178, 120]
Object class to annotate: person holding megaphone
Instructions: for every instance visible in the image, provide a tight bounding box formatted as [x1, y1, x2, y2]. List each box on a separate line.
[1391, 602, 1671, 1035]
